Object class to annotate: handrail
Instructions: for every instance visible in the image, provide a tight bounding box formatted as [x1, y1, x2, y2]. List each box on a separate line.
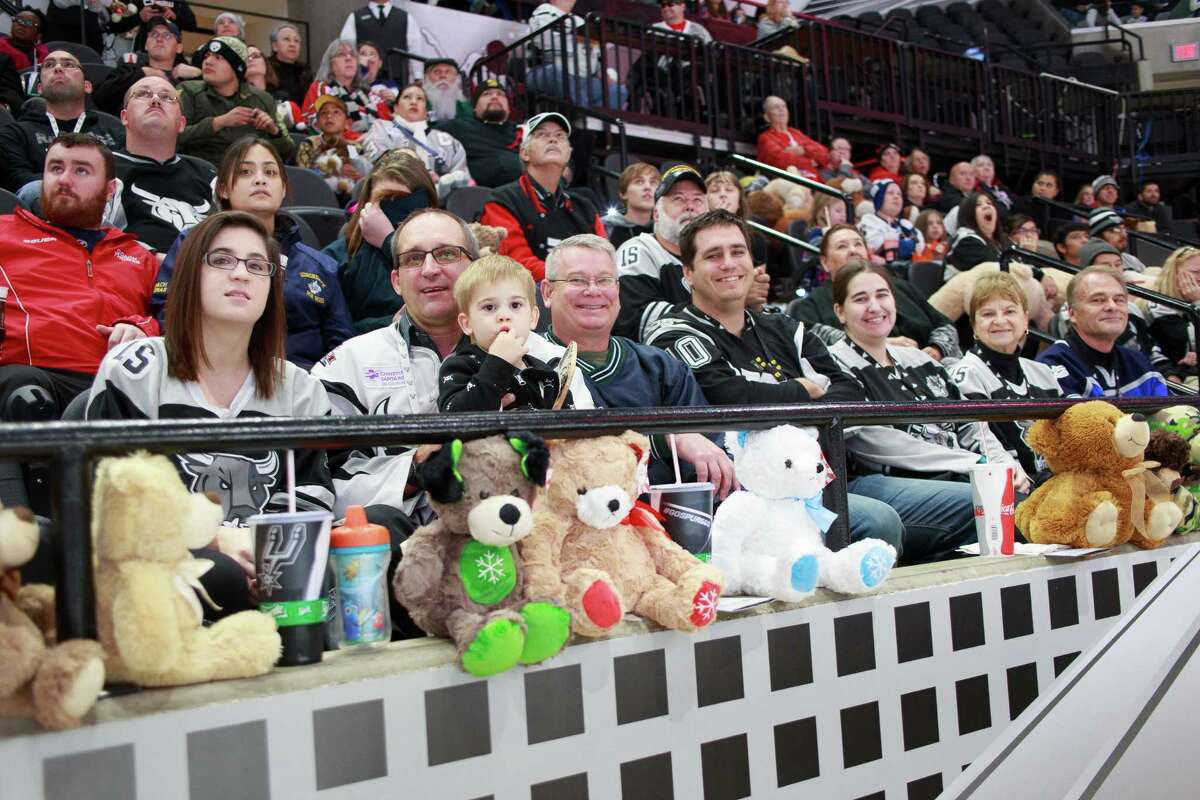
[1030, 197, 1199, 248]
[534, 93, 629, 171]
[25, 397, 1183, 641]
[1000, 245, 1200, 383]
[747, 219, 821, 254]
[731, 154, 854, 225]
[1100, 17, 1146, 62]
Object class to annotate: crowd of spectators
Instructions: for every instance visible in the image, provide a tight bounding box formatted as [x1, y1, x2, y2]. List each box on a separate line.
[0, 0, 1195, 632]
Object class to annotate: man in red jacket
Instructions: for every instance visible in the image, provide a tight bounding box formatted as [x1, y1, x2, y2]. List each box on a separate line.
[0, 133, 159, 423]
[755, 95, 827, 179]
[479, 112, 606, 282]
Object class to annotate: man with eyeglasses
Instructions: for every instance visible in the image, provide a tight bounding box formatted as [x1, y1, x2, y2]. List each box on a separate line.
[0, 132, 157, 432]
[93, 17, 200, 115]
[528, 233, 737, 495]
[480, 112, 604, 282]
[0, 50, 125, 193]
[108, 75, 217, 254]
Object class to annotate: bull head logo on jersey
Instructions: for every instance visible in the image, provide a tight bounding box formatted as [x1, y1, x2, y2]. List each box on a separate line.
[178, 452, 279, 525]
[130, 182, 212, 231]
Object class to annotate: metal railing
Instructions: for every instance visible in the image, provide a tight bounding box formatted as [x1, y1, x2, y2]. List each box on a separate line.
[747, 219, 821, 254]
[21, 397, 1182, 643]
[732, 153, 855, 225]
[1124, 88, 1200, 175]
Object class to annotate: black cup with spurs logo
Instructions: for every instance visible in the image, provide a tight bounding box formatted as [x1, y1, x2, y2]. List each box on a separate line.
[648, 482, 715, 562]
[250, 511, 333, 666]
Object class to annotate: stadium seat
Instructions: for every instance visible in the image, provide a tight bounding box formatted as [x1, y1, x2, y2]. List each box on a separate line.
[282, 211, 321, 250]
[81, 62, 112, 87]
[0, 188, 20, 214]
[445, 186, 492, 223]
[60, 392, 87, 421]
[907, 261, 944, 300]
[284, 166, 340, 209]
[0, 107, 12, 127]
[43, 41, 102, 63]
[287, 206, 347, 249]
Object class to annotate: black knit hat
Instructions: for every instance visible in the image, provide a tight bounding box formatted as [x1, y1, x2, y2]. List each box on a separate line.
[199, 36, 248, 79]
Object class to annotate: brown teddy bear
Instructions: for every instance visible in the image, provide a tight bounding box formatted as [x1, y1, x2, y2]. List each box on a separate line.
[393, 433, 571, 677]
[0, 505, 105, 730]
[1016, 401, 1183, 549]
[520, 432, 724, 638]
[92, 453, 281, 687]
[469, 223, 508, 257]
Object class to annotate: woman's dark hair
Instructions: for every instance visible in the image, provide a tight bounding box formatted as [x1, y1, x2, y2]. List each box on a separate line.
[164, 211, 286, 398]
[818, 223, 865, 261]
[956, 191, 1009, 247]
[831, 258, 893, 307]
[1005, 213, 1036, 237]
[216, 137, 289, 213]
[346, 151, 439, 257]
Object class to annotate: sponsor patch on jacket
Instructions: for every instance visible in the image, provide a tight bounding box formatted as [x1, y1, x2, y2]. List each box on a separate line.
[300, 271, 326, 305]
[115, 249, 143, 264]
[364, 366, 407, 388]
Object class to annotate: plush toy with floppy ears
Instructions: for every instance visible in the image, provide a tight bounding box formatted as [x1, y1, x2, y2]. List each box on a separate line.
[711, 425, 895, 602]
[92, 453, 282, 687]
[1150, 405, 1200, 533]
[0, 505, 106, 730]
[393, 432, 570, 677]
[1016, 401, 1183, 549]
[519, 432, 724, 638]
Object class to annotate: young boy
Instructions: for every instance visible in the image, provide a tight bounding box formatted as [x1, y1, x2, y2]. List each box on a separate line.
[438, 255, 570, 412]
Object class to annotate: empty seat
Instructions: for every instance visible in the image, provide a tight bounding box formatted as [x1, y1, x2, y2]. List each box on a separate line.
[445, 186, 493, 223]
[946, 2, 977, 25]
[283, 166, 340, 209]
[915, 5, 946, 25]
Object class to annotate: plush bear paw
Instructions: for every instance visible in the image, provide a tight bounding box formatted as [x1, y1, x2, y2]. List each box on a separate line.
[1085, 501, 1120, 546]
[1148, 501, 1184, 541]
[775, 554, 820, 602]
[461, 618, 525, 677]
[688, 581, 721, 628]
[32, 639, 105, 730]
[581, 579, 622, 629]
[858, 544, 896, 590]
[518, 602, 570, 665]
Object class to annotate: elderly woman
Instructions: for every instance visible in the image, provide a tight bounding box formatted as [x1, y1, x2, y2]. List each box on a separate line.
[267, 23, 312, 106]
[213, 11, 245, 39]
[948, 272, 1062, 491]
[789, 224, 961, 359]
[300, 38, 386, 136]
[361, 83, 470, 199]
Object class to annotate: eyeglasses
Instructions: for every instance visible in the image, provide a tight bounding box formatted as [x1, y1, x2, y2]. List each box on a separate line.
[204, 251, 279, 277]
[147, 30, 178, 42]
[548, 276, 618, 290]
[1014, 225, 1039, 236]
[42, 58, 82, 71]
[129, 88, 180, 105]
[13, 17, 40, 27]
[396, 245, 470, 269]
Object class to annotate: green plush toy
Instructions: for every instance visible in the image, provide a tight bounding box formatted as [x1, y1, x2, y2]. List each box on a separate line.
[392, 432, 570, 677]
[1150, 406, 1200, 534]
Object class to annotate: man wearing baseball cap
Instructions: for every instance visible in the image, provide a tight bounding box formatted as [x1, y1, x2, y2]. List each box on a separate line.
[1089, 207, 1148, 275]
[480, 112, 604, 281]
[613, 163, 709, 340]
[93, 17, 200, 115]
[177, 36, 294, 166]
[435, 78, 522, 188]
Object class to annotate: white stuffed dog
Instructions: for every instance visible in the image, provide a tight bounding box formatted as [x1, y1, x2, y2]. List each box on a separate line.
[711, 425, 896, 602]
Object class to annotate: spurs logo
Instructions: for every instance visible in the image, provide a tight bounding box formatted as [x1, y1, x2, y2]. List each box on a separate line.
[256, 522, 307, 595]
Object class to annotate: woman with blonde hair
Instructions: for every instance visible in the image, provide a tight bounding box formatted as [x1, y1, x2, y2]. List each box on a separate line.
[1145, 246, 1200, 378]
[324, 152, 439, 332]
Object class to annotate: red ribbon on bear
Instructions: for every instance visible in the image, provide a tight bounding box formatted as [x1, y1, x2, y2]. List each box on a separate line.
[622, 500, 669, 538]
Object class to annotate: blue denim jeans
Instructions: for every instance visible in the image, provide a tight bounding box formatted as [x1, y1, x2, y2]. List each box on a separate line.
[848, 475, 977, 564]
[526, 64, 628, 109]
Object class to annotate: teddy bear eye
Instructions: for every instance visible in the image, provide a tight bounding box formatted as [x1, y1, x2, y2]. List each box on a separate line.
[511, 490, 520, 497]
[784, 459, 793, 469]
[479, 490, 491, 500]
[816, 463, 824, 473]
[576, 487, 587, 495]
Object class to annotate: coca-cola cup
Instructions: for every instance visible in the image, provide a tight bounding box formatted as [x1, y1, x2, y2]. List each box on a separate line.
[970, 464, 1015, 556]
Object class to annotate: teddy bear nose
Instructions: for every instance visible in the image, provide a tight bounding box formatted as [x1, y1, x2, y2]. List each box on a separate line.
[1131, 413, 1146, 422]
[499, 503, 521, 525]
[607, 498, 621, 513]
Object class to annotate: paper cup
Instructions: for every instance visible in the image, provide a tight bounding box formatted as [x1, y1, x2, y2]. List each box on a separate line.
[649, 482, 715, 562]
[249, 510, 333, 666]
[970, 465, 1015, 556]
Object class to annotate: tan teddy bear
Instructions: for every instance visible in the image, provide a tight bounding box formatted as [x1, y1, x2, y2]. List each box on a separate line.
[520, 432, 724, 637]
[93, 453, 281, 687]
[469, 223, 508, 257]
[0, 505, 105, 730]
[1016, 401, 1183, 549]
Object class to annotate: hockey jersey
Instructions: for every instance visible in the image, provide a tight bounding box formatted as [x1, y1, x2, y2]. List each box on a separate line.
[86, 337, 336, 526]
[828, 338, 1010, 478]
[1037, 329, 1169, 398]
[111, 149, 216, 253]
[615, 231, 692, 342]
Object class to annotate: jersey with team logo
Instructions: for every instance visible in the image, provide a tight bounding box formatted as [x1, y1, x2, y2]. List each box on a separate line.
[1037, 329, 1169, 399]
[615, 232, 692, 342]
[87, 337, 336, 526]
[112, 150, 217, 252]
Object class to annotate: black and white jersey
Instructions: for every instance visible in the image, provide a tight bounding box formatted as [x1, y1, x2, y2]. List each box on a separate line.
[111, 150, 217, 253]
[828, 338, 1010, 477]
[948, 346, 1061, 479]
[87, 337, 336, 525]
[615, 232, 691, 341]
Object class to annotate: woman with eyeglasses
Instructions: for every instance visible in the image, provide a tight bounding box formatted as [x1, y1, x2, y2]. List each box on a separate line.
[88, 210, 336, 617]
[0, 8, 47, 72]
[324, 150, 439, 333]
[300, 38, 386, 137]
[153, 137, 355, 370]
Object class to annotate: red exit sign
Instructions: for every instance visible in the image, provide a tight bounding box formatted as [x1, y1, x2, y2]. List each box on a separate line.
[1171, 42, 1199, 62]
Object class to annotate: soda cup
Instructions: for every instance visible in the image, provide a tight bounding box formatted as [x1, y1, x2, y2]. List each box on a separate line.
[970, 464, 1015, 556]
[648, 482, 715, 562]
[249, 510, 333, 666]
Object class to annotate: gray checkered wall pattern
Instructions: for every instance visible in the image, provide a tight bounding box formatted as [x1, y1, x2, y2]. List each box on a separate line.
[0, 546, 1180, 800]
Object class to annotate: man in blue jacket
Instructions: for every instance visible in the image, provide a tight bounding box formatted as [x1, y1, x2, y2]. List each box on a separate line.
[1038, 265, 1169, 397]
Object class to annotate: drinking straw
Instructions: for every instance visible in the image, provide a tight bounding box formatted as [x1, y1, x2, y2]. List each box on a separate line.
[286, 449, 296, 513]
[670, 434, 682, 484]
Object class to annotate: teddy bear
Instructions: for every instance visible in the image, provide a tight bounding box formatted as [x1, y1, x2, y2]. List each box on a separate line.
[763, 176, 814, 226]
[1144, 427, 1196, 535]
[1150, 405, 1200, 533]
[519, 432, 724, 638]
[92, 453, 281, 687]
[0, 504, 106, 730]
[469, 223, 508, 257]
[1016, 401, 1183, 549]
[393, 432, 570, 677]
[711, 425, 895, 602]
